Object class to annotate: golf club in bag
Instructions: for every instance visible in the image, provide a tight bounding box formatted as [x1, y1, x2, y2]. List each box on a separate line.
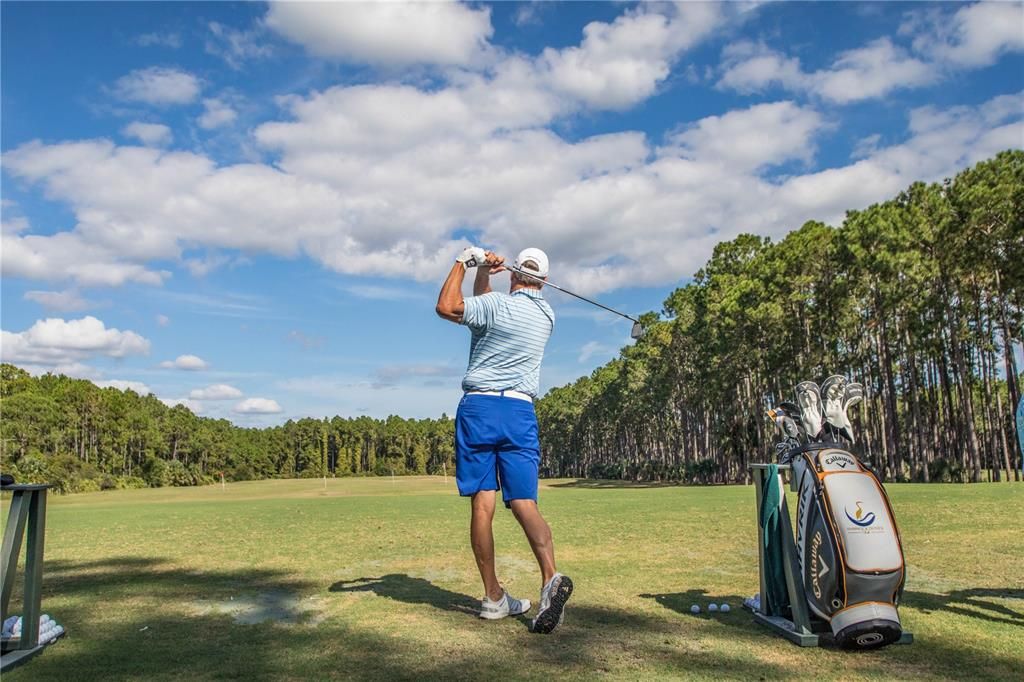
[770, 375, 906, 650]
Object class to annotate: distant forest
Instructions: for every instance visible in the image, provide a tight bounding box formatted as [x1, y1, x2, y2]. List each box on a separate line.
[536, 150, 1022, 484]
[1, 150, 1020, 492]
[0, 365, 455, 493]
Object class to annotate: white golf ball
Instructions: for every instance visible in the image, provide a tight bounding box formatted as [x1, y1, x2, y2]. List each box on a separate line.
[690, 604, 700, 614]
[720, 604, 730, 613]
[708, 603, 718, 612]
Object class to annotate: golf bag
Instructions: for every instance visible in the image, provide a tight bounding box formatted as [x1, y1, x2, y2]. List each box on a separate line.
[791, 444, 906, 649]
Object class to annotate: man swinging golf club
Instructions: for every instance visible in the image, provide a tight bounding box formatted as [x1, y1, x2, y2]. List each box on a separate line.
[436, 245, 573, 634]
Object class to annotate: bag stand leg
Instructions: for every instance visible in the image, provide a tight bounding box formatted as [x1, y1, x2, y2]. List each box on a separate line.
[749, 464, 820, 646]
[747, 464, 913, 648]
[1, 484, 62, 672]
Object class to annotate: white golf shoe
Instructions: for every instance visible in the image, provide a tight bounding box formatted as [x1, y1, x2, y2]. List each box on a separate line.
[531, 573, 573, 634]
[479, 590, 531, 620]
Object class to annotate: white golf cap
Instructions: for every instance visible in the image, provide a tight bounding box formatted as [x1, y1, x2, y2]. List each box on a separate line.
[514, 247, 549, 278]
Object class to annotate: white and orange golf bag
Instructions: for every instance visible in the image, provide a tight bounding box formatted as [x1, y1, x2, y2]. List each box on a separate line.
[791, 445, 906, 649]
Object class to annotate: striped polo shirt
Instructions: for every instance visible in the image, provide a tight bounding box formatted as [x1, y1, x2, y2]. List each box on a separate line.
[460, 289, 554, 398]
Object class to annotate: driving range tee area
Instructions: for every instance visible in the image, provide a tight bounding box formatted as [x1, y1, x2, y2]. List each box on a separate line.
[1, 477, 1021, 680]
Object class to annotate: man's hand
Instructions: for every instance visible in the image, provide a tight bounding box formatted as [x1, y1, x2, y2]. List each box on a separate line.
[473, 251, 506, 296]
[456, 246, 487, 270]
[484, 251, 506, 274]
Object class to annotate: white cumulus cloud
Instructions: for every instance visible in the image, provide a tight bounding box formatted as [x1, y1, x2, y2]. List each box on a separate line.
[16, 362, 100, 380]
[95, 379, 151, 394]
[906, 2, 1024, 68]
[136, 32, 182, 49]
[1, 228, 170, 287]
[815, 38, 935, 103]
[122, 121, 173, 146]
[664, 101, 825, 172]
[113, 66, 201, 105]
[0, 3, 740, 291]
[197, 98, 237, 129]
[0, 316, 150, 367]
[233, 397, 283, 414]
[3, 89, 1020, 296]
[718, 38, 935, 103]
[160, 354, 209, 371]
[205, 21, 273, 69]
[0, 3, 1019, 301]
[189, 383, 243, 400]
[720, 4, 1024, 104]
[24, 289, 93, 313]
[541, 2, 727, 109]
[264, 1, 494, 67]
[160, 397, 204, 413]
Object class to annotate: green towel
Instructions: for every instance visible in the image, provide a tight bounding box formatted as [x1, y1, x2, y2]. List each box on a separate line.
[760, 464, 790, 617]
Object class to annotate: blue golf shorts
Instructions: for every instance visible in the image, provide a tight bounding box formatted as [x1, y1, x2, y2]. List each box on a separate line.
[455, 393, 540, 507]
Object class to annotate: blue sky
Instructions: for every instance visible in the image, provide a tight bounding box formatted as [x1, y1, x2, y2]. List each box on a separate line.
[2, 1, 1022, 425]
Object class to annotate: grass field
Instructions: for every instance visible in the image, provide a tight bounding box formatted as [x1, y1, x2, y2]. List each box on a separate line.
[3, 477, 1023, 680]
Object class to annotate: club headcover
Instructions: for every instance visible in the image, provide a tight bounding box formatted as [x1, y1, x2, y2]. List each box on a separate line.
[821, 374, 847, 435]
[839, 381, 864, 443]
[843, 382, 864, 410]
[795, 381, 823, 440]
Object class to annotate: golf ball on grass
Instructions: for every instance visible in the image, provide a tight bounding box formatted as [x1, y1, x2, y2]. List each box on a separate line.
[708, 603, 718, 612]
[690, 604, 700, 614]
[720, 604, 730, 613]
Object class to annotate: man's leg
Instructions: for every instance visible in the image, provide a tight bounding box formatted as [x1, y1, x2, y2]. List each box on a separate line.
[509, 499, 556, 588]
[470, 490, 504, 601]
[498, 400, 572, 633]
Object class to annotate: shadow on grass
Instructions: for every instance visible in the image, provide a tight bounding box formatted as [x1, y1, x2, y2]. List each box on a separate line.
[329, 574, 478, 616]
[327, 574, 800, 677]
[640, 588, 749, 617]
[641, 587, 1024, 676]
[14, 559, 1023, 680]
[549, 479, 683, 489]
[42, 556, 315, 602]
[9, 559, 802, 681]
[905, 588, 1024, 628]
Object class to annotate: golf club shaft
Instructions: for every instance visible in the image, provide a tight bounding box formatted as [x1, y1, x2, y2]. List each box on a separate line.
[504, 265, 640, 324]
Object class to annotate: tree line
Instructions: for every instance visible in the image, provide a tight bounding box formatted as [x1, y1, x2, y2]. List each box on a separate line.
[1, 151, 1020, 491]
[535, 150, 1023, 484]
[0, 364, 454, 493]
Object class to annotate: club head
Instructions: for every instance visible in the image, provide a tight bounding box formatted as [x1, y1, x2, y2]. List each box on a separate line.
[778, 401, 800, 415]
[769, 404, 805, 448]
[766, 408, 783, 433]
[630, 321, 645, 340]
[782, 416, 801, 440]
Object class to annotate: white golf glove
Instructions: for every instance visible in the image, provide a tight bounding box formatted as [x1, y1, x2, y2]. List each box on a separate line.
[455, 246, 487, 269]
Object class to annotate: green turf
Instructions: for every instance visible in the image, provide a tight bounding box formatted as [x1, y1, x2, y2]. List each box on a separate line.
[2, 478, 1022, 680]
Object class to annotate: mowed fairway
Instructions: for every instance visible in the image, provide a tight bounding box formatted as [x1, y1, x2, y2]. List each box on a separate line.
[3, 478, 1023, 680]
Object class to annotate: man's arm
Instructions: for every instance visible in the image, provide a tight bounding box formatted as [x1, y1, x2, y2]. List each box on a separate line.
[436, 249, 505, 324]
[436, 262, 467, 323]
